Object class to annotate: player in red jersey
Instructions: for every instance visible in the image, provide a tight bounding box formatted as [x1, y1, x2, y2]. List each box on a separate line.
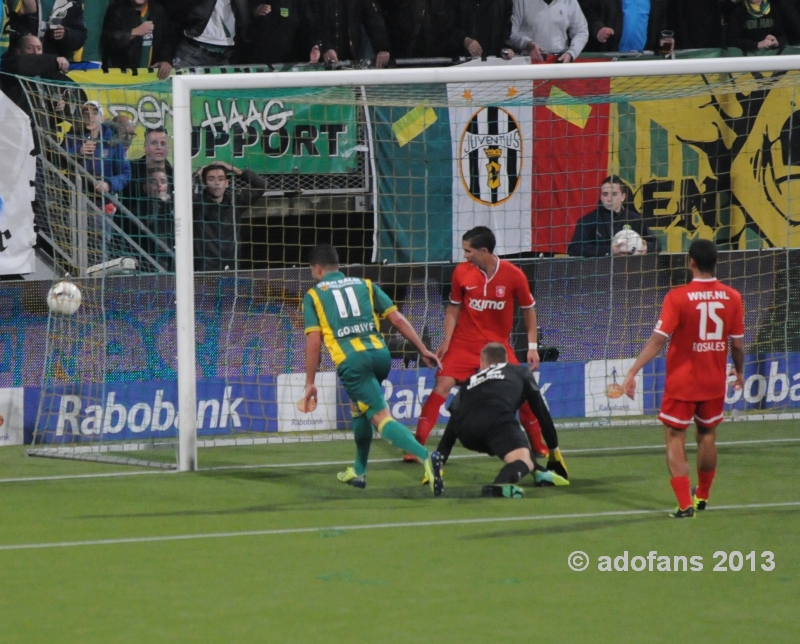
[409, 226, 566, 471]
[623, 239, 744, 518]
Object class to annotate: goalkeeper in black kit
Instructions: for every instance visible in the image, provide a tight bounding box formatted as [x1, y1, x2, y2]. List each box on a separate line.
[436, 342, 570, 497]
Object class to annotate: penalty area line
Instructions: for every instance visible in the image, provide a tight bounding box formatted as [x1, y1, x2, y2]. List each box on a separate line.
[0, 501, 798, 552]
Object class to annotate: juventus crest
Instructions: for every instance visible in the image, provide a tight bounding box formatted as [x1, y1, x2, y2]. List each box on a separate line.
[459, 107, 523, 206]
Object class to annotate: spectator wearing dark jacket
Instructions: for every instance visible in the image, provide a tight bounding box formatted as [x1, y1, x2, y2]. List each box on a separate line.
[7, 0, 88, 60]
[193, 161, 266, 271]
[727, 0, 788, 52]
[568, 176, 659, 257]
[581, 0, 671, 52]
[64, 101, 131, 195]
[100, 0, 176, 79]
[668, 0, 725, 49]
[379, 0, 461, 59]
[312, 0, 391, 68]
[242, 0, 321, 64]
[168, 0, 249, 67]
[454, 0, 514, 59]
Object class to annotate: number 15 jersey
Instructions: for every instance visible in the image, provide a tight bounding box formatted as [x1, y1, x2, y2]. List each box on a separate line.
[654, 277, 744, 401]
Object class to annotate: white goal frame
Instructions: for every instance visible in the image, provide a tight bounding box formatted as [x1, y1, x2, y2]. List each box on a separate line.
[172, 55, 800, 472]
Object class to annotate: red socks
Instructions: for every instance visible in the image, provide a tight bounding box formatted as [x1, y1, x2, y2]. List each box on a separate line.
[415, 391, 446, 445]
[696, 469, 716, 501]
[519, 404, 547, 456]
[670, 476, 693, 510]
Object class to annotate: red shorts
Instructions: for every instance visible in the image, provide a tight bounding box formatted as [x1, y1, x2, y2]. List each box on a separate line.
[439, 339, 518, 381]
[659, 395, 725, 430]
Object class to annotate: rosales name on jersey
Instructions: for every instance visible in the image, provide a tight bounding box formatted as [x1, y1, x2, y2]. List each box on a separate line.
[693, 341, 727, 352]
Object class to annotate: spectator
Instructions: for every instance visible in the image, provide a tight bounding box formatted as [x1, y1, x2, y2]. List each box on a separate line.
[379, 0, 461, 58]
[567, 175, 659, 257]
[242, 0, 321, 64]
[774, 0, 800, 45]
[727, 0, 788, 52]
[110, 114, 136, 152]
[312, 0, 391, 68]
[581, 0, 672, 53]
[64, 100, 131, 195]
[7, 0, 88, 61]
[100, 0, 176, 79]
[122, 126, 172, 206]
[509, 0, 589, 62]
[0, 34, 69, 114]
[668, 0, 725, 49]
[193, 161, 266, 271]
[168, 0, 249, 68]
[454, 0, 515, 59]
[122, 168, 174, 271]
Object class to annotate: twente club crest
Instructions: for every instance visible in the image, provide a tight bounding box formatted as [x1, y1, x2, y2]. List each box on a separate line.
[459, 106, 522, 206]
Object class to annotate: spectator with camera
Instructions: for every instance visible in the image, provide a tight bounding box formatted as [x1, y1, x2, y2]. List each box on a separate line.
[7, 0, 87, 61]
[100, 0, 176, 79]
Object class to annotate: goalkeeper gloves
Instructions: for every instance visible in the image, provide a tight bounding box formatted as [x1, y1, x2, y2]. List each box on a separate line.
[546, 448, 569, 480]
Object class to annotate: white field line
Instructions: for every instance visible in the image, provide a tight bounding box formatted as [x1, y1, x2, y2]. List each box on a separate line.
[3, 437, 799, 483]
[0, 501, 798, 552]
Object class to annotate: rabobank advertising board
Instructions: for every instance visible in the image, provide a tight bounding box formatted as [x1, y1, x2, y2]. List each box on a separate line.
[18, 354, 800, 444]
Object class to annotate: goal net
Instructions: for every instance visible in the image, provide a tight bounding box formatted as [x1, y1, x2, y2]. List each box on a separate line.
[23, 57, 800, 469]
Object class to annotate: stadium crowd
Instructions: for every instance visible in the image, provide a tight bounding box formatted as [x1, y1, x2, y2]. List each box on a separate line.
[1, 0, 800, 74]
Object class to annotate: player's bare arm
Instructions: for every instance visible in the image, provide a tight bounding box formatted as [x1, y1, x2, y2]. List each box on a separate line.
[522, 306, 540, 371]
[386, 310, 442, 370]
[303, 330, 322, 411]
[436, 303, 461, 359]
[731, 337, 745, 390]
[623, 332, 668, 398]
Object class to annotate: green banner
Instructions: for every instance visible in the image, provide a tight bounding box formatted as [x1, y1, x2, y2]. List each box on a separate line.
[190, 95, 359, 174]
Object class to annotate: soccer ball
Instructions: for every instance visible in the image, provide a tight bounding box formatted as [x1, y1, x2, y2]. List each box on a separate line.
[612, 229, 645, 255]
[47, 281, 82, 315]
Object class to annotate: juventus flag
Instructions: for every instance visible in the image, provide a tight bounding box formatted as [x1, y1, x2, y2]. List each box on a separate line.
[448, 78, 533, 261]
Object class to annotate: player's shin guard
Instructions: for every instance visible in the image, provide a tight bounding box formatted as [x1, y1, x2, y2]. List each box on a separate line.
[493, 460, 530, 484]
[378, 417, 428, 461]
[696, 469, 716, 502]
[670, 476, 693, 511]
[415, 391, 446, 445]
[519, 404, 548, 457]
[351, 412, 372, 476]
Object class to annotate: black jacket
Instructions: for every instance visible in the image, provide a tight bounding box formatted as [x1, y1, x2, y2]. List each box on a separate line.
[581, 0, 670, 52]
[567, 203, 660, 257]
[167, 0, 250, 42]
[437, 362, 559, 461]
[7, 0, 88, 59]
[101, 0, 177, 69]
[669, 0, 725, 49]
[453, 0, 513, 58]
[727, 4, 788, 52]
[379, 0, 460, 58]
[312, 0, 390, 59]
[193, 170, 266, 272]
[243, 0, 319, 64]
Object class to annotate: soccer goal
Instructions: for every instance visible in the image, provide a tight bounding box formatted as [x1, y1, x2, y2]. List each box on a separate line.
[27, 55, 800, 470]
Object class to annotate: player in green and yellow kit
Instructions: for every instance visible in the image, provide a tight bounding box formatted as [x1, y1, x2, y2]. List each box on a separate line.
[302, 244, 444, 496]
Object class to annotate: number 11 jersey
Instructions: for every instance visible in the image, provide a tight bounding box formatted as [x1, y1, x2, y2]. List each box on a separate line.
[654, 277, 744, 401]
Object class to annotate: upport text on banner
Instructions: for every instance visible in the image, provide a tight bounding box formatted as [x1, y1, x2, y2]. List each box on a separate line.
[567, 550, 776, 572]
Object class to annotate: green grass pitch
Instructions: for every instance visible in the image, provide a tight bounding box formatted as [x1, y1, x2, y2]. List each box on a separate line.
[1, 421, 797, 643]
